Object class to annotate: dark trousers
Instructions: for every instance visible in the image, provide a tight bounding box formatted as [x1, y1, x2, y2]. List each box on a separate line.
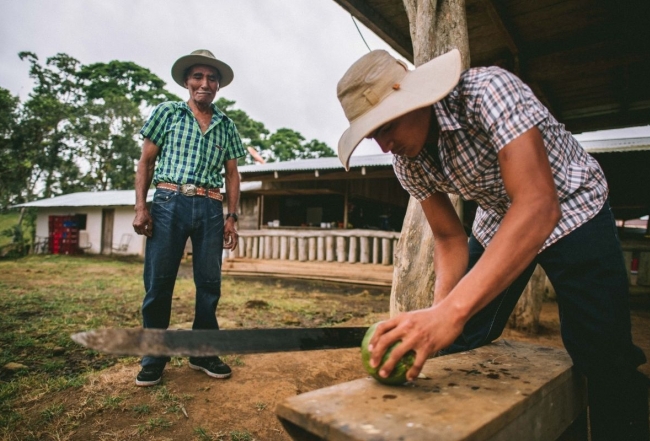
[443, 201, 649, 440]
[141, 188, 225, 367]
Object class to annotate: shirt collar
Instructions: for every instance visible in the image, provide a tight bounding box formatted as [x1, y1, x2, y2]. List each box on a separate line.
[433, 87, 462, 132]
[179, 101, 225, 123]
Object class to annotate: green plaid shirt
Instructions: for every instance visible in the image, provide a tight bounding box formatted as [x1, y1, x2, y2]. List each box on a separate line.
[140, 101, 245, 188]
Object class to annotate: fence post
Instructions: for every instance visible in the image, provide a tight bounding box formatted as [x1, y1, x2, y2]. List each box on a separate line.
[326, 236, 335, 262]
[308, 237, 317, 261]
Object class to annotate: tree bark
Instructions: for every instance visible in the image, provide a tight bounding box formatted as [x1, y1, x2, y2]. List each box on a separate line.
[507, 265, 546, 333]
[392, 0, 546, 335]
[390, 0, 469, 317]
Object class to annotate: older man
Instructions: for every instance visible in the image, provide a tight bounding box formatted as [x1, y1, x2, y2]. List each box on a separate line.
[132, 49, 245, 386]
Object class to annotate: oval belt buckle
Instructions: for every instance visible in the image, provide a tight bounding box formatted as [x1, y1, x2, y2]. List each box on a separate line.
[181, 184, 197, 196]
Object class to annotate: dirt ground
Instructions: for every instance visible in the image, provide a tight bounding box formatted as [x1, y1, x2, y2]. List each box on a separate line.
[18, 284, 650, 441]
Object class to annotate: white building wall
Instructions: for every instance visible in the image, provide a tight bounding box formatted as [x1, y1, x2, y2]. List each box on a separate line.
[112, 206, 145, 256]
[35, 206, 145, 256]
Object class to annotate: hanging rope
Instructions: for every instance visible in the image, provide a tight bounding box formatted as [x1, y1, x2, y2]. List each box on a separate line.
[351, 15, 372, 52]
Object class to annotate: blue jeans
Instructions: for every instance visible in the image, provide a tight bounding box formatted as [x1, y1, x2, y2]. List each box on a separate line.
[442, 201, 648, 439]
[141, 188, 224, 367]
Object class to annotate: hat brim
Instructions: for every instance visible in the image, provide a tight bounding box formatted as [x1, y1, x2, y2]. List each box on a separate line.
[171, 55, 234, 88]
[338, 49, 462, 170]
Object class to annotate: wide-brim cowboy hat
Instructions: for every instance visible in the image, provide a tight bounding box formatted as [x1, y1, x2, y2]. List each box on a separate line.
[171, 49, 234, 88]
[337, 49, 461, 170]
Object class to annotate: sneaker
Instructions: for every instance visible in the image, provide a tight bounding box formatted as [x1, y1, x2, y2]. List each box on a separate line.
[135, 365, 164, 387]
[188, 356, 232, 379]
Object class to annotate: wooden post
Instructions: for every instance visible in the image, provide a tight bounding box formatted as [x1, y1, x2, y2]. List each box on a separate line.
[238, 237, 245, 257]
[336, 237, 347, 263]
[381, 238, 391, 265]
[298, 238, 307, 262]
[372, 237, 380, 264]
[360, 236, 370, 264]
[391, 0, 469, 316]
[317, 237, 325, 261]
[343, 181, 349, 229]
[272, 236, 280, 260]
[246, 236, 253, 258]
[252, 236, 259, 259]
[326, 236, 335, 262]
[289, 237, 297, 261]
[308, 237, 317, 261]
[280, 236, 288, 260]
[348, 236, 358, 263]
[264, 236, 272, 260]
[508, 265, 546, 333]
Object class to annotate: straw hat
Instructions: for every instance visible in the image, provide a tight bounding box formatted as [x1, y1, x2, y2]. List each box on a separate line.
[337, 49, 461, 169]
[171, 49, 234, 88]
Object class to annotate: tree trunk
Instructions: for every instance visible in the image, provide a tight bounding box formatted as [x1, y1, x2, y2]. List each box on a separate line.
[507, 265, 546, 333]
[390, 0, 470, 317]
[392, 0, 546, 335]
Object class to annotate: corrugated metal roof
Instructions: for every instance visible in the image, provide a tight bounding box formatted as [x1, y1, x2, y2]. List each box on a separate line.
[13, 182, 263, 209]
[14, 190, 155, 208]
[579, 137, 650, 154]
[238, 154, 392, 174]
[237, 137, 650, 175]
[14, 136, 649, 209]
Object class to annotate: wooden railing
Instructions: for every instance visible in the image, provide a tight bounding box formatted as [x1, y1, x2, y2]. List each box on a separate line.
[225, 229, 401, 265]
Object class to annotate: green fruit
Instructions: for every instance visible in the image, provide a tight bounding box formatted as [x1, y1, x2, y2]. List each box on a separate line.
[360, 322, 415, 385]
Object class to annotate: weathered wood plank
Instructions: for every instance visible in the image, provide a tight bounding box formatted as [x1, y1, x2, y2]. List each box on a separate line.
[222, 259, 394, 287]
[239, 229, 400, 240]
[277, 340, 586, 441]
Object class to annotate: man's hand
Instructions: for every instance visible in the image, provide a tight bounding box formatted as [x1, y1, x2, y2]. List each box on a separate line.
[223, 218, 238, 250]
[133, 208, 153, 238]
[368, 302, 466, 381]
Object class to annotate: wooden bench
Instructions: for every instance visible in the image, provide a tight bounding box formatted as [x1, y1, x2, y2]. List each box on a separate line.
[276, 340, 587, 441]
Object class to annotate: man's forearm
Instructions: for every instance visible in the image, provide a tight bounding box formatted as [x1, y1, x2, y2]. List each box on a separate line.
[224, 160, 240, 215]
[134, 139, 159, 211]
[432, 235, 469, 304]
[134, 160, 154, 211]
[441, 196, 559, 322]
[226, 184, 239, 215]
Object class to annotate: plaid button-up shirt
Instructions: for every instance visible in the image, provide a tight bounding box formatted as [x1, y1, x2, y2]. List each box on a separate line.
[394, 66, 608, 251]
[141, 101, 245, 188]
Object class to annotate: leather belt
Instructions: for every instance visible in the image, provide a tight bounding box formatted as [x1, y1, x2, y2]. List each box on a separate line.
[156, 183, 223, 201]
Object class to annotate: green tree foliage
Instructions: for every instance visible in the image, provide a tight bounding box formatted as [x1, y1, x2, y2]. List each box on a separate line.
[1, 52, 334, 209]
[216, 97, 269, 166]
[0, 88, 25, 208]
[263, 128, 335, 162]
[1, 52, 181, 206]
[18, 52, 83, 200]
[78, 60, 179, 105]
[215, 98, 335, 164]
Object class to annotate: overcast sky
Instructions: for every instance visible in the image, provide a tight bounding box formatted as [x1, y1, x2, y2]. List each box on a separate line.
[1, 0, 648, 158]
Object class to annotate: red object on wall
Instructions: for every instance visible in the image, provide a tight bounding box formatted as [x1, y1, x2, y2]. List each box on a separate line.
[48, 216, 79, 255]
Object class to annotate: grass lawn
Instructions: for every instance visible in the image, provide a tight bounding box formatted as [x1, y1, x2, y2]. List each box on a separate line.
[0, 254, 388, 440]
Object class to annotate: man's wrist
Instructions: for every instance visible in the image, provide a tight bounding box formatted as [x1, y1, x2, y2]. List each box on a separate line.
[225, 213, 238, 222]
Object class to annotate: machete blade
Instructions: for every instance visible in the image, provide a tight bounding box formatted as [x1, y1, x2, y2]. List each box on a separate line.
[71, 327, 368, 357]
